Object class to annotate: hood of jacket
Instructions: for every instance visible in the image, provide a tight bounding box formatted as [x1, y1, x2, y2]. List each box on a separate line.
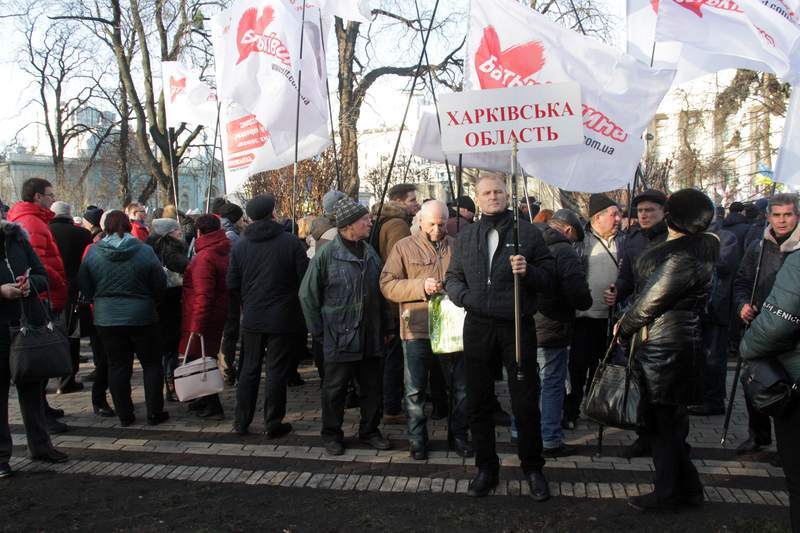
[8, 201, 54, 225]
[0, 220, 28, 243]
[95, 233, 142, 262]
[195, 229, 231, 255]
[723, 212, 749, 228]
[764, 221, 800, 253]
[243, 219, 285, 242]
[371, 201, 409, 223]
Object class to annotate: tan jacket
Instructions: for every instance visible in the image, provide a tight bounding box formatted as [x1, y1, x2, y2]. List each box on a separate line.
[380, 232, 454, 340]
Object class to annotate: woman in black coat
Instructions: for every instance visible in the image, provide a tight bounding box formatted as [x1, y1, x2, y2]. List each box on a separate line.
[0, 220, 69, 476]
[615, 189, 719, 513]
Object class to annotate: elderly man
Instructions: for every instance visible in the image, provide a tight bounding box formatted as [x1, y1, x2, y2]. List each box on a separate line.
[446, 173, 555, 500]
[381, 200, 471, 460]
[300, 197, 392, 456]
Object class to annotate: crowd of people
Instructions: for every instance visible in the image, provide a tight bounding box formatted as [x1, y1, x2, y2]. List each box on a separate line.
[0, 176, 797, 527]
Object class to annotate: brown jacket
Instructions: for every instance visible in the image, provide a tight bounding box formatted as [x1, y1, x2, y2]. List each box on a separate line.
[380, 232, 454, 340]
[371, 201, 411, 262]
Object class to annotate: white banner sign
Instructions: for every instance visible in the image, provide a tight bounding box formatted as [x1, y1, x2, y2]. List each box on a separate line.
[775, 86, 800, 187]
[437, 84, 583, 155]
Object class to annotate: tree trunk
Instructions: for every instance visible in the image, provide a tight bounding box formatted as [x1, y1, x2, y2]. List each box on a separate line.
[336, 19, 361, 198]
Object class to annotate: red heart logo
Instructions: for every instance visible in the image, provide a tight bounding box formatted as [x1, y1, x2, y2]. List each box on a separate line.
[475, 26, 546, 89]
[236, 6, 288, 65]
[651, 0, 659, 14]
[673, 0, 704, 17]
[169, 76, 186, 103]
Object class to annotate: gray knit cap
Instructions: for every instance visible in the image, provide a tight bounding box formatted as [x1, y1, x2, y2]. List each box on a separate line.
[334, 197, 369, 229]
[151, 218, 180, 237]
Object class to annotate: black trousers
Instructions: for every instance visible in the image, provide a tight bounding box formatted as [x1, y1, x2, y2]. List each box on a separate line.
[566, 317, 609, 422]
[463, 314, 544, 474]
[96, 325, 163, 420]
[321, 357, 382, 443]
[57, 337, 81, 389]
[774, 400, 800, 532]
[646, 404, 702, 503]
[383, 330, 404, 415]
[745, 387, 773, 444]
[221, 292, 241, 373]
[0, 330, 53, 462]
[234, 330, 293, 431]
[89, 334, 110, 407]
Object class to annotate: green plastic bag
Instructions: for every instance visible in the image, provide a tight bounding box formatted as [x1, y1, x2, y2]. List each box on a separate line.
[428, 294, 466, 354]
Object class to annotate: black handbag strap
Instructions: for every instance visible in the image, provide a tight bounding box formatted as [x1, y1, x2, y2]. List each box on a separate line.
[4, 258, 54, 331]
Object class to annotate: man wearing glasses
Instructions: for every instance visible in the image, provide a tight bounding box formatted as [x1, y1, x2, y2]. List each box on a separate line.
[126, 203, 150, 241]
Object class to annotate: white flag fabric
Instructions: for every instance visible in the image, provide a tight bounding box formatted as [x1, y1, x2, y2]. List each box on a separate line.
[161, 62, 218, 128]
[627, 0, 683, 69]
[464, 0, 675, 192]
[656, 0, 800, 83]
[775, 86, 800, 187]
[211, 0, 331, 156]
[317, 0, 372, 23]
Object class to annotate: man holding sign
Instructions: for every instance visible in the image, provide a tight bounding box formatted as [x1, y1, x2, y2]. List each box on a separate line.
[445, 174, 554, 500]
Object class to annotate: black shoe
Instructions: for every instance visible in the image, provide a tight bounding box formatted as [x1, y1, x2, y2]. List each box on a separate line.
[83, 370, 96, 382]
[164, 379, 178, 402]
[769, 453, 782, 468]
[232, 425, 249, 436]
[525, 470, 551, 502]
[224, 368, 237, 386]
[147, 412, 170, 426]
[687, 405, 725, 416]
[30, 448, 68, 464]
[467, 470, 499, 497]
[92, 404, 115, 417]
[735, 437, 769, 455]
[683, 487, 705, 507]
[450, 437, 474, 458]
[360, 434, 392, 450]
[187, 397, 208, 412]
[628, 492, 679, 513]
[119, 415, 136, 427]
[620, 438, 651, 459]
[493, 408, 511, 427]
[288, 374, 305, 387]
[409, 443, 427, 461]
[542, 445, 578, 458]
[56, 382, 84, 395]
[45, 407, 65, 419]
[79, 355, 90, 364]
[324, 440, 345, 456]
[47, 419, 69, 434]
[196, 399, 224, 421]
[266, 422, 293, 439]
[0, 462, 11, 479]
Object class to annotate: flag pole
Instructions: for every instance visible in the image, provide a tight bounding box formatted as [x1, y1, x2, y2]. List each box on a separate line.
[167, 127, 181, 224]
[522, 170, 534, 223]
[317, 10, 342, 191]
[291, 0, 309, 235]
[369, 0, 442, 244]
[205, 102, 222, 213]
[456, 154, 463, 232]
[510, 139, 524, 381]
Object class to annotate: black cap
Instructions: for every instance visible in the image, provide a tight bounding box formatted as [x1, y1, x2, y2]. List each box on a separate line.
[729, 201, 745, 213]
[83, 208, 104, 227]
[633, 189, 667, 208]
[551, 208, 585, 242]
[219, 202, 243, 224]
[665, 189, 714, 235]
[452, 195, 476, 214]
[588, 194, 618, 218]
[246, 195, 276, 221]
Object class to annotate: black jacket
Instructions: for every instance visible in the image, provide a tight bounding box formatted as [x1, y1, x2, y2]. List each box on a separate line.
[722, 212, 751, 255]
[615, 220, 668, 305]
[619, 233, 718, 406]
[228, 219, 309, 334]
[703, 224, 740, 326]
[0, 221, 48, 326]
[147, 234, 190, 348]
[534, 225, 592, 347]
[733, 224, 800, 316]
[446, 211, 554, 321]
[49, 216, 92, 293]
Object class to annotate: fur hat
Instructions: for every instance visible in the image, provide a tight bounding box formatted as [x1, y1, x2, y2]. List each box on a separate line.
[219, 202, 244, 224]
[588, 194, 617, 218]
[665, 189, 714, 235]
[335, 197, 369, 228]
[246, 195, 276, 221]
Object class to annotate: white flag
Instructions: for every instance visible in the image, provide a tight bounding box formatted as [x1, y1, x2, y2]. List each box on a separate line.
[627, 0, 683, 69]
[211, 0, 331, 156]
[656, 0, 800, 83]
[775, 86, 800, 187]
[465, 0, 675, 193]
[161, 62, 218, 128]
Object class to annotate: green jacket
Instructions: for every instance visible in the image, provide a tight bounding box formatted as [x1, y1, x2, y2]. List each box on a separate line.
[299, 233, 387, 363]
[740, 250, 800, 380]
[78, 234, 167, 327]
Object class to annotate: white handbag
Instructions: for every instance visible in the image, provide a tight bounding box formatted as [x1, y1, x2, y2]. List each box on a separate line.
[174, 333, 224, 402]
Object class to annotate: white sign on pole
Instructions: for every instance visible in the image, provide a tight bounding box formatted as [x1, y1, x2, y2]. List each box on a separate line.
[437, 83, 583, 155]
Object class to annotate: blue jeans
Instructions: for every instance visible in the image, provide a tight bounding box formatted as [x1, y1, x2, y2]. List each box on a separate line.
[403, 340, 468, 446]
[538, 345, 568, 449]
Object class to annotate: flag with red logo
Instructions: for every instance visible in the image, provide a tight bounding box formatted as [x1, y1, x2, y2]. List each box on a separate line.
[627, 0, 683, 68]
[211, 0, 331, 161]
[161, 62, 218, 128]
[465, 0, 675, 192]
[775, 86, 800, 187]
[656, 0, 800, 83]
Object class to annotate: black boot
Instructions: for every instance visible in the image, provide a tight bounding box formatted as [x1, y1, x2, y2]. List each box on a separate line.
[197, 394, 224, 420]
[165, 375, 178, 402]
[468, 470, 499, 498]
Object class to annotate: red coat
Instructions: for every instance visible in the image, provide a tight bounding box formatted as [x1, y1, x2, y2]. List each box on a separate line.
[179, 230, 231, 358]
[131, 221, 150, 241]
[7, 202, 68, 312]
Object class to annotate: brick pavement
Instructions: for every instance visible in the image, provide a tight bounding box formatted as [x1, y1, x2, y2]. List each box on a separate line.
[5, 343, 788, 507]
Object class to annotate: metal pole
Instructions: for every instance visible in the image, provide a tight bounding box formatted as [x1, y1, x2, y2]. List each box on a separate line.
[521, 170, 534, 223]
[166, 127, 181, 224]
[291, 0, 309, 236]
[370, 0, 442, 244]
[205, 102, 221, 213]
[456, 154, 463, 232]
[318, 10, 342, 191]
[511, 139, 524, 381]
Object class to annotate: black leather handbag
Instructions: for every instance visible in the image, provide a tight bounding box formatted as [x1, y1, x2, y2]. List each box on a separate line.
[741, 358, 799, 418]
[9, 284, 71, 384]
[585, 333, 645, 430]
